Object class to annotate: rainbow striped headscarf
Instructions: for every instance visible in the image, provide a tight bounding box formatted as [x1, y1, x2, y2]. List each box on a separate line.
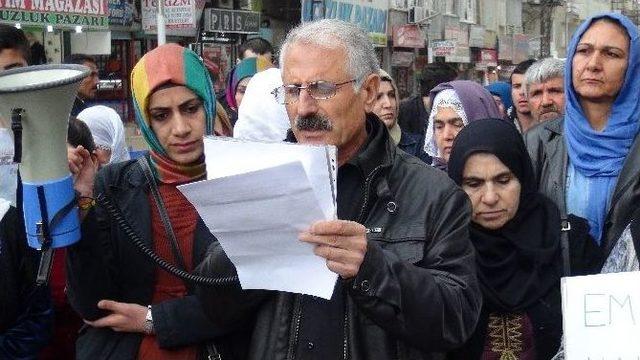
[225, 56, 273, 110]
[131, 44, 215, 184]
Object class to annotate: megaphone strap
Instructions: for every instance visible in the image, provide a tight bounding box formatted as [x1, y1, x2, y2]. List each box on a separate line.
[11, 108, 23, 164]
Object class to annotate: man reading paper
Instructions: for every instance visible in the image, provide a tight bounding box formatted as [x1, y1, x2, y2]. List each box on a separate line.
[195, 19, 481, 360]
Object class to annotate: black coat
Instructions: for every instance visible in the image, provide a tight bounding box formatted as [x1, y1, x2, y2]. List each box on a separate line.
[397, 131, 432, 165]
[0, 206, 53, 359]
[525, 117, 640, 265]
[66, 160, 247, 359]
[398, 95, 429, 137]
[195, 115, 482, 360]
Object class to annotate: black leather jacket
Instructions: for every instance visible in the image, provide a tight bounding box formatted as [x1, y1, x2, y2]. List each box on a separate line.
[66, 159, 243, 359]
[0, 206, 53, 359]
[195, 115, 482, 360]
[525, 117, 640, 259]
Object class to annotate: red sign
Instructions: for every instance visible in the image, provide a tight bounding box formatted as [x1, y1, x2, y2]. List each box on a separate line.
[392, 24, 425, 48]
[478, 49, 498, 66]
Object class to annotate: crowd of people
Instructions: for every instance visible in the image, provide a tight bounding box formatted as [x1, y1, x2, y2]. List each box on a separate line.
[0, 10, 639, 360]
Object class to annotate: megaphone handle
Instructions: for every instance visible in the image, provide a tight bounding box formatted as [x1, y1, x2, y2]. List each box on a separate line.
[11, 108, 23, 164]
[34, 185, 54, 285]
[36, 247, 54, 286]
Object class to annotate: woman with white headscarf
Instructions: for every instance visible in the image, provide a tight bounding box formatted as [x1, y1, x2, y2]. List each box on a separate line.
[77, 105, 131, 166]
[423, 80, 502, 170]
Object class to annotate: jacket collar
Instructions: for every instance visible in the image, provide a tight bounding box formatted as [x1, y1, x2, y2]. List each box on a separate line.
[348, 113, 395, 177]
[543, 116, 564, 135]
[285, 113, 396, 178]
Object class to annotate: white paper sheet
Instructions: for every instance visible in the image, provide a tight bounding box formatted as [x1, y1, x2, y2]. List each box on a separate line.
[561, 271, 640, 359]
[179, 161, 338, 299]
[202, 136, 337, 220]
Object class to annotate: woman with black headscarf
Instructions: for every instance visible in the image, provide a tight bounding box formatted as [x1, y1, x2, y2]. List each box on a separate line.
[447, 118, 564, 360]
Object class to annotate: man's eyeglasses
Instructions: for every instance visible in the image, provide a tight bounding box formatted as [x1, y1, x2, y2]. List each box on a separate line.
[271, 79, 356, 105]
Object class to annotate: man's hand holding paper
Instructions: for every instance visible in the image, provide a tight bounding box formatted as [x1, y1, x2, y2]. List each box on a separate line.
[299, 220, 367, 279]
[178, 137, 340, 299]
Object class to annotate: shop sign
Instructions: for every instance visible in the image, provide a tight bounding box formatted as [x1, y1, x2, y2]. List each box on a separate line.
[203, 8, 260, 34]
[445, 46, 470, 63]
[392, 24, 425, 48]
[108, 0, 133, 27]
[0, 0, 108, 29]
[142, 0, 195, 31]
[302, 0, 388, 47]
[431, 40, 456, 56]
[512, 34, 530, 63]
[479, 49, 498, 67]
[498, 35, 513, 61]
[469, 25, 484, 48]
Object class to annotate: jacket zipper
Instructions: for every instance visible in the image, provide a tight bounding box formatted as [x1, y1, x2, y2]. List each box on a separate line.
[341, 165, 385, 359]
[287, 295, 303, 360]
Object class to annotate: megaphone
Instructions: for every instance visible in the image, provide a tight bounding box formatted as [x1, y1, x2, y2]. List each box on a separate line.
[0, 64, 89, 250]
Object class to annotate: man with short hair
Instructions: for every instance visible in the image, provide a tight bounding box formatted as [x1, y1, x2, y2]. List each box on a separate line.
[509, 59, 537, 132]
[524, 58, 565, 124]
[397, 63, 458, 137]
[0, 24, 29, 70]
[196, 19, 481, 360]
[0, 24, 53, 359]
[0, 24, 30, 201]
[237, 37, 274, 62]
[64, 54, 99, 116]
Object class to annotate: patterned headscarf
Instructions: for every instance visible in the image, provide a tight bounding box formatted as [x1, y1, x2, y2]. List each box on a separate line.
[424, 80, 502, 162]
[130, 43, 215, 184]
[225, 56, 273, 110]
[424, 89, 467, 158]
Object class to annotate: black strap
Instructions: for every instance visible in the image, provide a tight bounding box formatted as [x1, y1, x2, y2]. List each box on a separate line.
[11, 108, 23, 164]
[560, 218, 571, 276]
[138, 158, 190, 280]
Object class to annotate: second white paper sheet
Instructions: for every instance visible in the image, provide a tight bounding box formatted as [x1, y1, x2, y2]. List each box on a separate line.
[178, 161, 338, 299]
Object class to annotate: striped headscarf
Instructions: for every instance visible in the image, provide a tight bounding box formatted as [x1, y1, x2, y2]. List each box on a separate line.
[131, 43, 215, 184]
[225, 56, 273, 110]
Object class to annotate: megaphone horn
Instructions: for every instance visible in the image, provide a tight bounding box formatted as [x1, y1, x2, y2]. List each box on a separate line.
[0, 64, 90, 252]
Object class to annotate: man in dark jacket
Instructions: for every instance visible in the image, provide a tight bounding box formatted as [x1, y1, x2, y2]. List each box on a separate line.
[0, 25, 54, 357]
[196, 19, 481, 360]
[65, 54, 99, 117]
[397, 63, 457, 138]
[0, 201, 54, 358]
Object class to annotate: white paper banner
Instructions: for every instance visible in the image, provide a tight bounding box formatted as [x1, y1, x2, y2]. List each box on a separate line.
[562, 271, 640, 359]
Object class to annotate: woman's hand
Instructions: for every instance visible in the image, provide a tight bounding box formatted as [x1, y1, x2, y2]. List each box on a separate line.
[84, 300, 149, 333]
[68, 145, 97, 197]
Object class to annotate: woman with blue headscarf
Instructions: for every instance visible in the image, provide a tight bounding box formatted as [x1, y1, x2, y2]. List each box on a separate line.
[525, 12, 640, 273]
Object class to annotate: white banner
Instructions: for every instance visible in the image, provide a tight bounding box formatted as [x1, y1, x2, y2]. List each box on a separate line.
[142, 0, 195, 31]
[562, 271, 640, 359]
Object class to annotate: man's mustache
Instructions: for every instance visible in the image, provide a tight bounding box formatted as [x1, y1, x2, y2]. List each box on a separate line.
[295, 114, 333, 132]
[540, 105, 561, 115]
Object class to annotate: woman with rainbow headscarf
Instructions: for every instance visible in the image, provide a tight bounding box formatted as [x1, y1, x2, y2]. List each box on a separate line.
[223, 56, 273, 124]
[66, 44, 242, 359]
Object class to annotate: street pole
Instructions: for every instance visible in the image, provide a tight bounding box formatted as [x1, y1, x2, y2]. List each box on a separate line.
[540, 0, 552, 57]
[157, 0, 166, 45]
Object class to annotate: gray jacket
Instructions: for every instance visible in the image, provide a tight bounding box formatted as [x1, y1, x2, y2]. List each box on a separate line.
[524, 117, 640, 258]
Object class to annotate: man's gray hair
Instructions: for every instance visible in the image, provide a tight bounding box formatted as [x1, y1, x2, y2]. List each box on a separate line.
[524, 57, 565, 98]
[279, 19, 380, 90]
